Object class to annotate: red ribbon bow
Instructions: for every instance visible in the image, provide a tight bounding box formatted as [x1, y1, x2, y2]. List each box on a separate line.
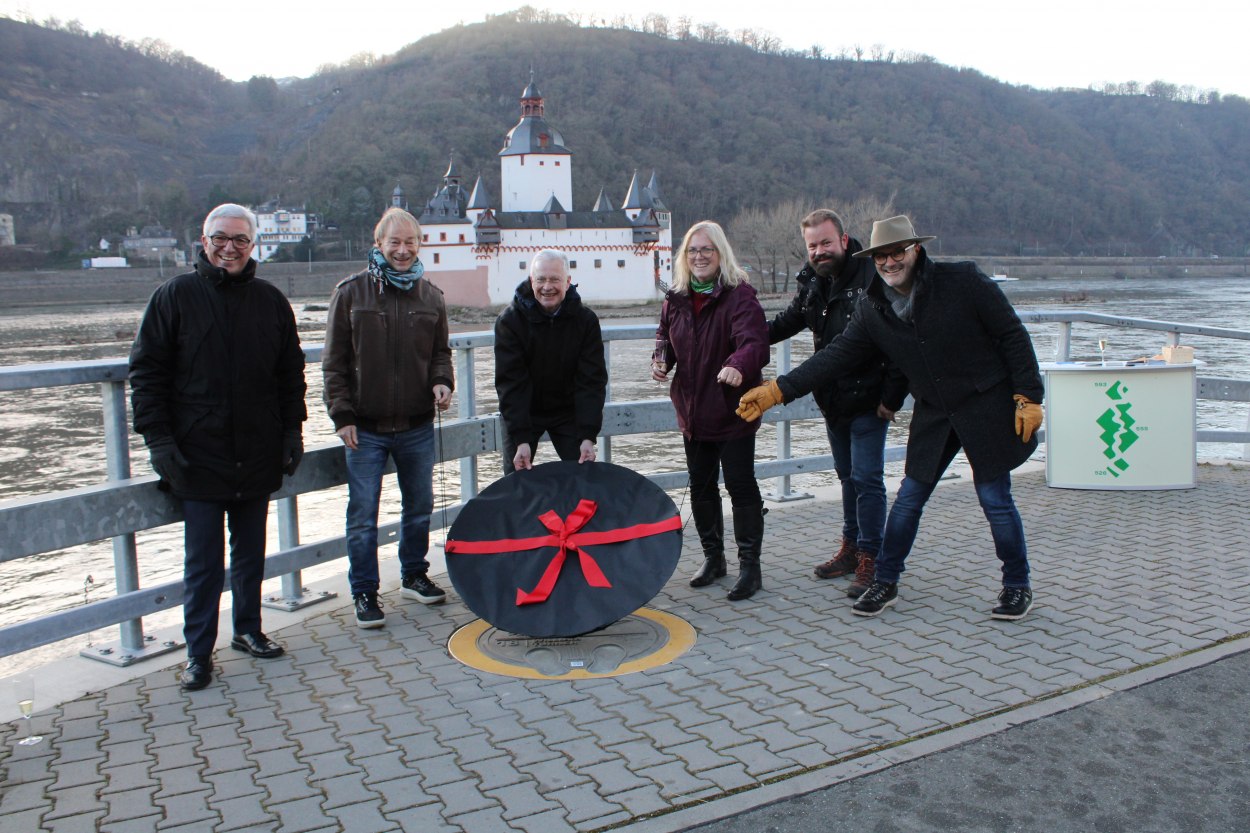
[445, 499, 681, 606]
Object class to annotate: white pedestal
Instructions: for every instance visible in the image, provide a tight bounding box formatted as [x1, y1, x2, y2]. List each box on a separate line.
[1042, 361, 1197, 490]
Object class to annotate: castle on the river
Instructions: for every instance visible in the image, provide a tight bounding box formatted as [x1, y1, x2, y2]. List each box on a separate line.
[398, 77, 673, 308]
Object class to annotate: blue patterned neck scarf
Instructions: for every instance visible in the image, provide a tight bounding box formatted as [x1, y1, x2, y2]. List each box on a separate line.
[367, 247, 425, 292]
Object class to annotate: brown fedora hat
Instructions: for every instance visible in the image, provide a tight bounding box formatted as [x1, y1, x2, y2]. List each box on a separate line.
[853, 215, 937, 258]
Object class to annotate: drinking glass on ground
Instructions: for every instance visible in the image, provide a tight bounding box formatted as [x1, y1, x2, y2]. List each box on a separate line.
[11, 676, 43, 746]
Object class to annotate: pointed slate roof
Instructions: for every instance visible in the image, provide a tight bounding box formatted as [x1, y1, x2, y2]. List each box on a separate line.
[543, 194, 567, 214]
[592, 188, 614, 212]
[622, 171, 645, 210]
[467, 175, 491, 210]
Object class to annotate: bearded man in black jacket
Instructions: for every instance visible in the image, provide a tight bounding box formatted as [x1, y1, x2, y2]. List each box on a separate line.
[494, 249, 608, 473]
[767, 209, 907, 597]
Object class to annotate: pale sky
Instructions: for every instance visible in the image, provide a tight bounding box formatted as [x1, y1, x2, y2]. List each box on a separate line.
[4, 0, 1247, 97]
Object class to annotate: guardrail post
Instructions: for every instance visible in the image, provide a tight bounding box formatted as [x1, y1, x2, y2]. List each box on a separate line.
[1056, 322, 1073, 361]
[764, 340, 811, 503]
[600, 339, 612, 463]
[263, 496, 337, 612]
[456, 346, 479, 500]
[79, 380, 183, 667]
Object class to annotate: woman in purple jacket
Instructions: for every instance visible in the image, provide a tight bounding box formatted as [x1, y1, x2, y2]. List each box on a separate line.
[652, 221, 770, 600]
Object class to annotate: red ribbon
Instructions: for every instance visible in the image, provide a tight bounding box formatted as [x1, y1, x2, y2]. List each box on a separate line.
[445, 499, 682, 606]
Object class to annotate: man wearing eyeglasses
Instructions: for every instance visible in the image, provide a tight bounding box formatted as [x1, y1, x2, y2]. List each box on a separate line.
[767, 209, 907, 598]
[494, 249, 607, 473]
[738, 215, 1043, 621]
[130, 203, 308, 692]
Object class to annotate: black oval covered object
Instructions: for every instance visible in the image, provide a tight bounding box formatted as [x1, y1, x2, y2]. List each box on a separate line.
[445, 461, 682, 638]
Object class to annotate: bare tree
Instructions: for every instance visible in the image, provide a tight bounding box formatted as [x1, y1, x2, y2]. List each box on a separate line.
[730, 193, 899, 293]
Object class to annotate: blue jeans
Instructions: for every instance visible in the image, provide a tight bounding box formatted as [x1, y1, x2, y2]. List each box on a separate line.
[181, 497, 269, 657]
[826, 412, 889, 556]
[345, 424, 435, 594]
[875, 470, 1030, 588]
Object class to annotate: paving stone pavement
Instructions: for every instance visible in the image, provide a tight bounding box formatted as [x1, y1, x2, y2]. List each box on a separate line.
[2, 463, 1248, 832]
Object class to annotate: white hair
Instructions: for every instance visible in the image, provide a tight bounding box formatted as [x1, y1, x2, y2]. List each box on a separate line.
[529, 248, 570, 277]
[202, 203, 258, 239]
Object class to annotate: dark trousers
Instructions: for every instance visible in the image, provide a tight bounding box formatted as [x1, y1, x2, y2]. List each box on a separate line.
[683, 434, 761, 508]
[181, 497, 269, 657]
[502, 416, 583, 474]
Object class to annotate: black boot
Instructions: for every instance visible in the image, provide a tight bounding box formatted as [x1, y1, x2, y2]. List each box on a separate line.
[689, 499, 726, 587]
[728, 503, 766, 601]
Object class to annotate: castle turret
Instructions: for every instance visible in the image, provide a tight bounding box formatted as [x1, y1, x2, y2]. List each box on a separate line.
[499, 74, 573, 212]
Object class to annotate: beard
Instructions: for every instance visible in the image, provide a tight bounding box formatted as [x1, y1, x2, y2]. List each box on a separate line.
[811, 252, 843, 278]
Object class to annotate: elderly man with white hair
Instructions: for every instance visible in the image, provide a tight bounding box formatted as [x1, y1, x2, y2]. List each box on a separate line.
[493, 248, 607, 473]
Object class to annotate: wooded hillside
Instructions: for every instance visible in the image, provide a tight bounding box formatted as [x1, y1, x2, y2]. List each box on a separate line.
[2, 12, 1247, 263]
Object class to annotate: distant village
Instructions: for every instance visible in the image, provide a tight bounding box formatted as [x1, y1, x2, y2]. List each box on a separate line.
[2, 78, 674, 308]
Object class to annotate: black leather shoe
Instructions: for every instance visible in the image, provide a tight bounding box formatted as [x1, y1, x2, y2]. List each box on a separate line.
[180, 656, 213, 691]
[230, 631, 285, 659]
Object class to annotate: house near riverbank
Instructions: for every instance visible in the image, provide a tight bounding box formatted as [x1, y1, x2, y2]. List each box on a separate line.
[413, 76, 673, 307]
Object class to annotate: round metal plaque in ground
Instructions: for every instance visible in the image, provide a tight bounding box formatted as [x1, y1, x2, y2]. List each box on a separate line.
[449, 608, 695, 679]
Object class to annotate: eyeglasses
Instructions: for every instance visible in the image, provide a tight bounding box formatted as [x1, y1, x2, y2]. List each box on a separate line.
[208, 233, 253, 249]
[871, 243, 916, 264]
[686, 247, 716, 259]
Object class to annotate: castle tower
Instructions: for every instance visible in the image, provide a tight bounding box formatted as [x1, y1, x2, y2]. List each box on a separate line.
[498, 74, 573, 212]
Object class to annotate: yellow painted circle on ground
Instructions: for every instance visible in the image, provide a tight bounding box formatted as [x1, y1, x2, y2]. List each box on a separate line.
[448, 608, 697, 679]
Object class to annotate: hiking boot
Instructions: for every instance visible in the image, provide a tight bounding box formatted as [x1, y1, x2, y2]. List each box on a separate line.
[845, 551, 876, 598]
[852, 581, 898, 617]
[401, 573, 447, 605]
[814, 537, 858, 579]
[353, 592, 385, 629]
[991, 587, 1034, 621]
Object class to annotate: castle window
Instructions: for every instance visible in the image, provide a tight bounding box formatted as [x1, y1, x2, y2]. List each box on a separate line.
[555, 161, 561, 166]
[569, 260, 577, 269]
[618, 260, 626, 268]
[458, 234, 465, 243]
[594, 259, 602, 268]
[539, 161, 545, 166]
[439, 232, 447, 242]
[433, 253, 440, 264]
[422, 234, 429, 242]
[520, 261, 527, 270]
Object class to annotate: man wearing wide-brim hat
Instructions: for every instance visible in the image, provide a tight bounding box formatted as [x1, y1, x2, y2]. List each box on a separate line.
[737, 214, 1045, 621]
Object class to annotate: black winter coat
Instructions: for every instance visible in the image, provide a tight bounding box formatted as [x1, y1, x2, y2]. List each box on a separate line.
[129, 253, 307, 501]
[778, 251, 1043, 483]
[768, 237, 907, 418]
[494, 282, 607, 443]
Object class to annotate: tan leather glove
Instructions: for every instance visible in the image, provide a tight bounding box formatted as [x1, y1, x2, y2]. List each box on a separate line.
[1014, 394, 1043, 443]
[736, 380, 784, 422]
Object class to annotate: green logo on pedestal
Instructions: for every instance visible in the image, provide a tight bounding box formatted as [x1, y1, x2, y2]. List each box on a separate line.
[1096, 380, 1138, 477]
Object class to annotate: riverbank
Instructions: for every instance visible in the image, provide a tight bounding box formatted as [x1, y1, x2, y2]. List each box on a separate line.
[2, 257, 1247, 309]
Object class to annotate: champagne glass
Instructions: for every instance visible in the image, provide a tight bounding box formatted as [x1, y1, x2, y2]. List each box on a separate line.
[653, 336, 669, 377]
[12, 676, 42, 746]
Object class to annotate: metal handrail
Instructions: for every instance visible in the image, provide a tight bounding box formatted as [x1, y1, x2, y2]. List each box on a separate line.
[1, 311, 1248, 662]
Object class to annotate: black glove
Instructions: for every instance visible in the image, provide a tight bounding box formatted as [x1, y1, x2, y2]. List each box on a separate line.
[147, 436, 189, 491]
[282, 431, 304, 477]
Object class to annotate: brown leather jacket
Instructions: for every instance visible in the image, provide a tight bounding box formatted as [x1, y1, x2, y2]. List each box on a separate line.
[322, 270, 454, 433]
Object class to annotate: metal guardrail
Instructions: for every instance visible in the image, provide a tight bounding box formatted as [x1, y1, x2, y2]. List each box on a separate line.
[1, 313, 1248, 662]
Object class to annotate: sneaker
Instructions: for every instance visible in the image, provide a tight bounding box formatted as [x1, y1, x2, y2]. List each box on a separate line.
[845, 552, 877, 598]
[992, 587, 1033, 621]
[814, 538, 858, 579]
[353, 592, 385, 629]
[852, 581, 898, 617]
[401, 573, 447, 605]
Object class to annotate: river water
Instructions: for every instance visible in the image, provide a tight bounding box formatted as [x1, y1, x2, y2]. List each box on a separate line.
[0, 273, 1247, 675]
